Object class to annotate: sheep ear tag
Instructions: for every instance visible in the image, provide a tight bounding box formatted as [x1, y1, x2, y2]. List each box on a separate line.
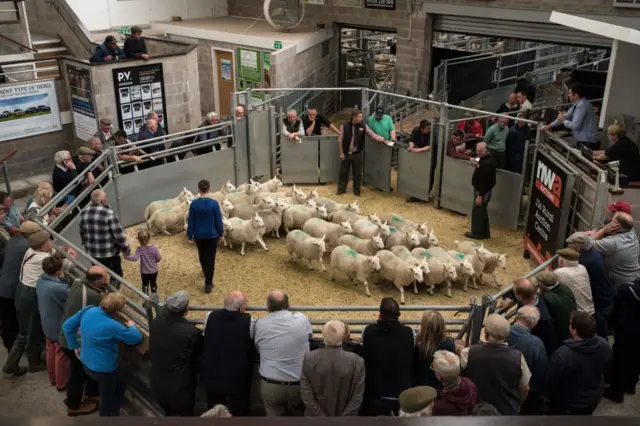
[455, 252, 465, 261]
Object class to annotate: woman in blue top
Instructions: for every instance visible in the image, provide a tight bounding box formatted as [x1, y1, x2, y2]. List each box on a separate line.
[62, 291, 143, 416]
[412, 310, 456, 388]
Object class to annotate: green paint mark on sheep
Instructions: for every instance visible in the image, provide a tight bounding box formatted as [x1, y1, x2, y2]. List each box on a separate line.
[290, 230, 307, 239]
[422, 251, 432, 259]
[454, 252, 465, 260]
[158, 208, 174, 213]
[346, 249, 358, 258]
[400, 251, 409, 258]
[364, 221, 377, 227]
[389, 226, 398, 233]
[392, 215, 405, 223]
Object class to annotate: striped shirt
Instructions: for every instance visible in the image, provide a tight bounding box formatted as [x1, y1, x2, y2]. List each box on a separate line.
[125, 245, 161, 274]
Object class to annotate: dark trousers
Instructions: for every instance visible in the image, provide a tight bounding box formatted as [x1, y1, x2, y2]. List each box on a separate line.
[520, 391, 545, 415]
[608, 336, 640, 397]
[338, 151, 363, 195]
[95, 255, 123, 289]
[62, 347, 99, 410]
[360, 396, 399, 416]
[489, 149, 506, 169]
[206, 389, 251, 416]
[141, 273, 158, 294]
[0, 296, 19, 351]
[548, 405, 596, 415]
[157, 390, 195, 416]
[594, 301, 613, 339]
[471, 191, 491, 238]
[85, 367, 127, 416]
[15, 285, 44, 357]
[195, 238, 219, 287]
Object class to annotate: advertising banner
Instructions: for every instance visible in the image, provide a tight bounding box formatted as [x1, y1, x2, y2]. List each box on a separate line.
[524, 149, 574, 264]
[112, 63, 168, 139]
[364, 0, 395, 10]
[66, 64, 98, 141]
[0, 79, 62, 142]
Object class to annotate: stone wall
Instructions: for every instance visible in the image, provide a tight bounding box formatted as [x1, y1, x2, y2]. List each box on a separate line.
[270, 38, 334, 89]
[145, 37, 192, 56]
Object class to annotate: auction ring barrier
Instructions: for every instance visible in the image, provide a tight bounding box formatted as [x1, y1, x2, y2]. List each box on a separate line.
[364, 136, 394, 192]
[279, 135, 340, 184]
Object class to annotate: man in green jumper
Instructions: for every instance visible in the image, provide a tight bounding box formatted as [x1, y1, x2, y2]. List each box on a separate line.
[483, 117, 510, 169]
[368, 107, 396, 142]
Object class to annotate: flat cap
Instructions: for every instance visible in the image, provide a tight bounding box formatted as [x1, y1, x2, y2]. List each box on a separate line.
[566, 232, 591, 248]
[99, 118, 112, 125]
[535, 270, 558, 288]
[28, 230, 51, 250]
[131, 25, 143, 34]
[399, 386, 437, 414]
[165, 290, 189, 312]
[20, 221, 41, 235]
[78, 147, 95, 156]
[557, 248, 579, 261]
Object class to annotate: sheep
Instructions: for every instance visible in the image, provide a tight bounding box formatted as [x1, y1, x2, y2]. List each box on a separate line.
[258, 201, 288, 238]
[336, 234, 385, 256]
[389, 245, 431, 291]
[375, 250, 424, 304]
[454, 240, 507, 285]
[352, 218, 391, 240]
[256, 186, 307, 206]
[384, 227, 421, 250]
[329, 245, 381, 297]
[302, 218, 353, 250]
[236, 179, 261, 193]
[410, 248, 458, 297]
[221, 217, 234, 247]
[224, 185, 259, 206]
[208, 180, 237, 202]
[147, 200, 190, 236]
[144, 187, 194, 221]
[426, 247, 475, 292]
[282, 204, 328, 233]
[229, 197, 276, 220]
[226, 213, 268, 256]
[416, 229, 439, 249]
[285, 230, 327, 271]
[329, 209, 364, 226]
[220, 200, 234, 219]
[446, 248, 487, 290]
[313, 198, 360, 215]
[255, 176, 283, 193]
[379, 213, 429, 234]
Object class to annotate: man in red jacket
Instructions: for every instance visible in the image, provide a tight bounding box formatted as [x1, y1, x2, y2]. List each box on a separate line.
[431, 350, 477, 415]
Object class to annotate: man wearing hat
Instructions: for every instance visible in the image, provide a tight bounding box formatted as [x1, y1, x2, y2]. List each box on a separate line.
[94, 118, 113, 144]
[589, 201, 631, 239]
[593, 212, 640, 288]
[124, 26, 151, 61]
[536, 270, 576, 342]
[74, 146, 97, 186]
[566, 232, 614, 339]
[90, 35, 125, 63]
[0, 221, 40, 372]
[554, 248, 594, 317]
[367, 107, 396, 143]
[150, 291, 203, 416]
[398, 386, 437, 416]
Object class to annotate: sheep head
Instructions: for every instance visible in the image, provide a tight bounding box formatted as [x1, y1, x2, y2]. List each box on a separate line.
[419, 261, 431, 276]
[313, 235, 326, 253]
[497, 254, 507, 269]
[368, 212, 381, 225]
[446, 263, 458, 281]
[368, 256, 381, 272]
[273, 177, 283, 189]
[277, 200, 290, 210]
[461, 260, 474, 276]
[316, 205, 328, 219]
[407, 231, 421, 248]
[221, 200, 234, 213]
[340, 221, 353, 234]
[263, 197, 276, 208]
[347, 200, 360, 214]
[411, 266, 424, 283]
[417, 221, 429, 235]
[224, 180, 236, 193]
[252, 212, 265, 229]
[305, 199, 317, 208]
[293, 188, 307, 204]
[180, 187, 195, 202]
[222, 217, 234, 231]
[309, 188, 319, 199]
[378, 221, 391, 238]
[428, 230, 439, 246]
[372, 233, 385, 250]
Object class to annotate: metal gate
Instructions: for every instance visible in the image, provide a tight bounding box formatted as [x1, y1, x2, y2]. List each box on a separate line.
[397, 149, 432, 201]
[248, 108, 274, 179]
[280, 138, 319, 184]
[319, 136, 341, 183]
[363, 137, 393, 192]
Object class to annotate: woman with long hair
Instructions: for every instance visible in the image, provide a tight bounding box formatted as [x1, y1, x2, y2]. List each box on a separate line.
[413, 311, 455, 388]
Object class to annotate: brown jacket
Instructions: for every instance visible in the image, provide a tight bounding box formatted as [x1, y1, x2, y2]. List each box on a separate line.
[300, 346, 365, 416]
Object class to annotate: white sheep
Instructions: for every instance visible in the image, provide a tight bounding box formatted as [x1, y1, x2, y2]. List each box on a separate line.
[258, 201, 288, 238]
[282, 204, 328, 233]
[302, 218, 353, 250]
[221, 216, 234, 247]
[427, 247, 475, 292]
[375, 250, 424, 304]
[255, 176, 283, 193]
[220, 200, 234, 219]
[416, 230, 439, 249]
[379, 213, 429, 234]
[352, 218, 391, 240]
[329, 245, 381, 297]
[454, 240, 507, 285]
[336, 234, 385, 256]
[147, 200, 190, 236]
[389, 245, 431, 288]
[226, 213, 268, 255]
[447, 248, 487, 290]
[285, 230, 327, 271]
[208, 180, 237, 202]
[313, 198, 360, 214]
[236, 179, 261, 193]
[384, 227, 421, 250]
[329, 209, 364, 226]
[144, 187, 194, 221]
[411, 248, 457, 297]
[224, 185, 259, 206]
[229, 197, 276, 220]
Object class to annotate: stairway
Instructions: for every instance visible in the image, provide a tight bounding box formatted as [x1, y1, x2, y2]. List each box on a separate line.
[31, 35, 68, 79]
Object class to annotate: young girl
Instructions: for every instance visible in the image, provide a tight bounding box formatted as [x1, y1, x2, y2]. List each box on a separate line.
[125, 229, 161, 295]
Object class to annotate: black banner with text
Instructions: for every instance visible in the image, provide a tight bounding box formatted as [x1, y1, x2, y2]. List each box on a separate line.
[364, 0, 396, 10]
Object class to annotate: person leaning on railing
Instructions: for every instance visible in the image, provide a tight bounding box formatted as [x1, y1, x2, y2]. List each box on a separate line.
[0, 191, 24, 236]
[52, 150, 81, 204]
[282, 109, 304, 142]
[593, 120, 640, 182]
[302, 107, 339, 136]
[109, 130, 143, 174]
[89, 35, 125, 63]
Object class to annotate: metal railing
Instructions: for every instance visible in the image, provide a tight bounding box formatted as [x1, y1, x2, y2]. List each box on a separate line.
[43, 0, 95, 55]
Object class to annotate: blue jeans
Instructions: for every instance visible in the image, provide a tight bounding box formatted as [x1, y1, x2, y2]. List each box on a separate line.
[84, 367, 127, 416]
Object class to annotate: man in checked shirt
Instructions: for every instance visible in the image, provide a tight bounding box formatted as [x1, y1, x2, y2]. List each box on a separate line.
[79, 189, 130, 287]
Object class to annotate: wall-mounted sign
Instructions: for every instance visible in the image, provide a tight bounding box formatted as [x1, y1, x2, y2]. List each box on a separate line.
[364, 0, 395, 10]
[112, 63, 168, 139]
[0, 79, 62, 142]
[221, 59, 232, 82]
[273, 40, 283, 49]
[334, 0, 362, 7]
[119, 27, 131, 35]
[236, 47, 264, 103]
[524, 149, 575, 265]
[66, 64, 98, 141]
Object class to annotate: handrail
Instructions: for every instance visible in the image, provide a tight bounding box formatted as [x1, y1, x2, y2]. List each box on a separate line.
[491, 254, 559, 302]
[544, 132, 603, 175]
[0, 34, 37, 53]
[189, 304, 470, 312]
[43, 0, 95, 55]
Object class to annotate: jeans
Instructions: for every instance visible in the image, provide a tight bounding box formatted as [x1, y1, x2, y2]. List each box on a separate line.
[338, 151, 363, 195]
[94, 256, 123, 289]
[471, 191, 492, 238]
[62, 347, 99, 410]
[206, 389, 251, 416]
[141, 273, 158, 294]
[84, 367, 127, 416]
[0, 296, 19, 351]
[46, 338, 70, 389]
[195, 238, 218, 288]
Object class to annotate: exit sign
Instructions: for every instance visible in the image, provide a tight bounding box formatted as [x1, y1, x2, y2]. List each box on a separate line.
[119, 27, 131, 35]
[274, 40, 283, 49]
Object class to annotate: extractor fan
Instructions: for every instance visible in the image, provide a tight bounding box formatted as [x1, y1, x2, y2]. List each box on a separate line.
[264, 0, 305, 31]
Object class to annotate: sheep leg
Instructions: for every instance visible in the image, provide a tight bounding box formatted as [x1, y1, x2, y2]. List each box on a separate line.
[463, 276, 469, 292]
[362, 279, 371, 297]
[240, 242, 246, 256]
[399, 286, 405, 304]
[427, 282, 435, 296]
[258, 237, 268, 251]
[306, 259, 314, 270]
[227, 240, 233, 249]
[163, 229, 172, 236]
[318, 256, 326, 272]
[413, 280, 419, 294]
[473, 274, 480, 290]
[445, 279, 452, 298]
[275, 228, 280, 238]
[329, 266, 335, 281]
[289, 253, 296, 262]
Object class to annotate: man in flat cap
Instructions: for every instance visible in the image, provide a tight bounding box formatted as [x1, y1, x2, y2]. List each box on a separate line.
[73, 146, 97, 186]
[124, 26, 151, 61]
[536, 270, 576, 342]
[95, 118, 112, 144]
[398, 386, 438, 417]
[149, 291, 203, 416]
[554, 248, 594, 318]
[566, 232, 614, 339]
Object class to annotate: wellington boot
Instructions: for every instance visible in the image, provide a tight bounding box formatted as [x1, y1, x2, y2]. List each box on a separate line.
[27, 354, 47, 373]
[2, 344, 25, 375]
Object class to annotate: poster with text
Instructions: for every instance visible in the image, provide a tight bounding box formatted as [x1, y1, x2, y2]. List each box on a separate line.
[0, 79, 62, 142]
[112, 63, 168, 139]
[66, 64, 98, 141]
[236, 47, 264, 103]
[524, 150, 573, 265]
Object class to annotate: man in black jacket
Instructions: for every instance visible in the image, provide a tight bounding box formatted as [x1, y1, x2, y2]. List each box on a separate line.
[124, 26, 150, 60]
[513, 278, 559, 357]
[150, 291, 204, 416]
[360, 297, 415, 416]
[200, 290, 255, 416]
[466, 142, 496, 240]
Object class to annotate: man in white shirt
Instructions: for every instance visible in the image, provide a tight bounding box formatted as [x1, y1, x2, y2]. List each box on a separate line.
[554, 248, 594, 315]
[517, 91, 533, 112]
[254, 289, 312, 416]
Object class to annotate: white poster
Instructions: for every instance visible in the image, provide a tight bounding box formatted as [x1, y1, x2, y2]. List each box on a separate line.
[0, 79, 62, 142]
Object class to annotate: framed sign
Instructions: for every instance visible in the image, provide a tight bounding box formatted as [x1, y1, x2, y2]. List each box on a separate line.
[236, 47, 264, 103]
[364, 0, 395, 9]
[334, 0, 362, 7]
[112, 63, 168, 139]
[0, 79, 62, 142]
[66, 64, 98, 141]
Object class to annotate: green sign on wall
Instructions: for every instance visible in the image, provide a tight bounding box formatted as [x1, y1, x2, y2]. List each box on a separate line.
[236, 47, 264, 102]
[273, 40, 283, 49]
[119, 27, 131, 35]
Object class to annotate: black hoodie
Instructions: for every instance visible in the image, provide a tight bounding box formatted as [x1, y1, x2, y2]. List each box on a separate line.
[545, 336, 612, 414]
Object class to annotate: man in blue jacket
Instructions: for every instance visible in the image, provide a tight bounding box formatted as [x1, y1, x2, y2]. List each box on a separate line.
[187, 179, 223, 294]
[90, 36, 125, 63]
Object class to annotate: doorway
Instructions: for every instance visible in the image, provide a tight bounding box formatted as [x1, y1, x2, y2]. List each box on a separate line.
[212, 48, 235, 117]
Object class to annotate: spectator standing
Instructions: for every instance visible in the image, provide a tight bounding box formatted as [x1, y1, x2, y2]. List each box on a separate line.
[302, 107, 339, 136]
[483, 117, 509, 169]
[514, 72, 536, 104]
[447, 130, 472, 160]
[79, 189, 130, 284]
[536, 271, 577, 342]
[90, 35, 125, 63]
[0, 221, 40, 365]
[36, 255, 70, 390]
[592, 212, 640, 288]
[495, 93, 519, 126]
[465, 142, 497, 240]
[125, 229, 161, 295]
[52, 150, 79, 198]
[110, 130, 144, 170]
[457, 109, 484, 140]
[187, 179, 223, 294]
[368, 107, 396, 142]
[594, 120, 640, 181]
[254, 290, 312, 416]
[73, 147, 97, 186]
[150, 291, 203, 416]
[407, 119, 433, 153]
[59, 266, 108, 416]
[545, 312, 612, 415]
[516, 91, 533, 112]
[201, 291, 255, 416]
[506, 114, 530, 173]
[360, 297, 415, 416]
[94, 118, 112, 145]
[431, 350, 477, 416]
[337, 110, 384, 196]
[195, 112, 231, 154]
[566, 232, 615, 339]
[542, 84, 600, 149]
[235, 105, 245, 121]
[62, 292, 143, 417]
[413, 310, 455, 388]
[506, 305, 548, 415]
[137, 118, 163, 166]
[398, 386, 438, 417]
[458, 314, 531, 415]
[603, 277, 640, 403]
[282, 109, 304, 142]
[1, 191, 23, 236]
[300, 320, 365, 416]
[554, 248, 594, 316]
[546, 73, 569, 106]
[123, 26, 150, 60]
[512, 278, 559, 357]
[310, 322, 362, 355]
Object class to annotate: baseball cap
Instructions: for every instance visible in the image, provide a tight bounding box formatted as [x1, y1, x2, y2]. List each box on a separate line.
[607, 201, 631, 215]
[374, 107, 384, 117]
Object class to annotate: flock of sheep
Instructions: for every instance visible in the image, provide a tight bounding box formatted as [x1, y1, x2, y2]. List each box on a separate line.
[142, 177, 508, 303]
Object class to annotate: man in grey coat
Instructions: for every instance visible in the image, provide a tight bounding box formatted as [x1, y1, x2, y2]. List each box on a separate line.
[592, 212, 640, 288]
[300, 320, 365, 416]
